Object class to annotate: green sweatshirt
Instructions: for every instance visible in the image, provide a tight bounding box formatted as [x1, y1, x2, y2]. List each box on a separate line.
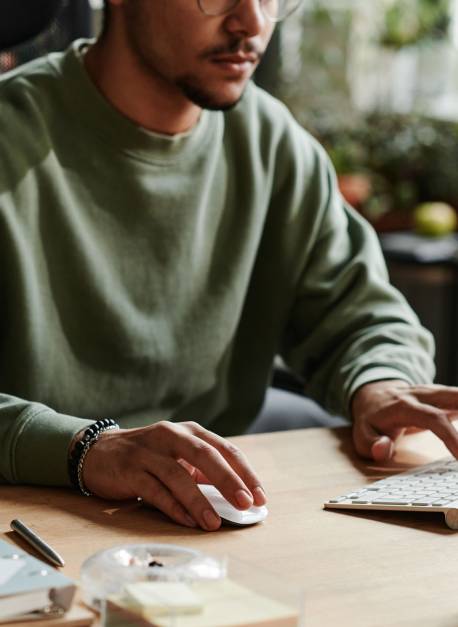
[0, 40, 434, 487]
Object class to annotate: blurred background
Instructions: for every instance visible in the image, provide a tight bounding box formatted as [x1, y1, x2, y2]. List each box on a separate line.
[259, 0, 458, 229]
[260, 0, 458, 388]
[2, 0, 458, 385]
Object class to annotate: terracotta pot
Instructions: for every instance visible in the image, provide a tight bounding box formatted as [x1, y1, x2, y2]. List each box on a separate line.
[338, 173, 372, 208]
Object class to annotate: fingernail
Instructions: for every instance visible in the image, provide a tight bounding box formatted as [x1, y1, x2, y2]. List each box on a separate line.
[371, 436, 394, 462]
[387, 439, 395, 459]
[236, 489, 253, 508]
[253, 486, 266, 504]
[184, 514, 197, 528]
[203, 509, 220, 530]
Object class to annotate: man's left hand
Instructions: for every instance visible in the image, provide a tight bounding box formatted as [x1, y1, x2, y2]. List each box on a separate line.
[351, 380, 458, 461]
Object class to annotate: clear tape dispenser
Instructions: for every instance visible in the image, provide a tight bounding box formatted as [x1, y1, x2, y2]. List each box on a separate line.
[81, 543, 226, 610]
[81, 543, 303, 626]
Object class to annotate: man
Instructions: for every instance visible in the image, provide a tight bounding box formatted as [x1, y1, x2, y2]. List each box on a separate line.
[1, 0, 457, 532]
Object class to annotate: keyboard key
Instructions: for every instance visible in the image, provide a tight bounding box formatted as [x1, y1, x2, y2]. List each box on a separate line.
[371, 499, 412, 505]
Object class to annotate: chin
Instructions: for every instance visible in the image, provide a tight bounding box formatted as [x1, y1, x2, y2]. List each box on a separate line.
[199, 96, 243, 112]
[177, 76, 247, 111]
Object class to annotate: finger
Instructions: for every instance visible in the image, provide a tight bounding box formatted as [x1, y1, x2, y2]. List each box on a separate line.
[151, 459, 222, 531]
[405, 405, 458, 458]
[152, 421, 255, 512]
[404, 426, 427, 435]
[371, 436, 394, 462]
[177, 458, 197, 479]
[404, 417, 458, 435]
[187, 436, 254, 509]
[374, 400, 458, 459]
[177, 458, 210, 484]
[174, 433, 257, 510]
[184, 422, 266, 506]
[408, 384, 458, 410]
[135, 473, 197, 529]
[353, 420, 395, 462]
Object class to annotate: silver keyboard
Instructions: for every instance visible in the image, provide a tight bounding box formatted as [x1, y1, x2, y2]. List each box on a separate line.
[324, 457, 458, 530]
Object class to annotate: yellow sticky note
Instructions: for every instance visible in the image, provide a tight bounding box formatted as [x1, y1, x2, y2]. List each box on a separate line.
[152, 579, 298, 627]
[124, 581, 203, 617]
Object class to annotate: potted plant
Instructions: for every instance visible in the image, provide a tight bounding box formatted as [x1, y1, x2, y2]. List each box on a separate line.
[315, 113, 458, 232]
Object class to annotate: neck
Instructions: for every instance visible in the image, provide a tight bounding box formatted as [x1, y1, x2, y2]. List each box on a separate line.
[84, 32, 201, 136]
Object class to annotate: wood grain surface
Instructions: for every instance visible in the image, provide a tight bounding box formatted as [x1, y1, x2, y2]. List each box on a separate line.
[1, 427, 457, 627]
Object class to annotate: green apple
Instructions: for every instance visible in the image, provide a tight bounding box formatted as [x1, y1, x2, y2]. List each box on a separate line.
[413, 202, 457, 237]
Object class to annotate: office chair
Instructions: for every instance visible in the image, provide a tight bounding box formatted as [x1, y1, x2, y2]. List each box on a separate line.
[0, 0, 92, 73]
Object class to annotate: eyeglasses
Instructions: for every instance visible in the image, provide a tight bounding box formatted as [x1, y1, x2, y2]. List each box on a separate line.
[197, 0, 302, 23]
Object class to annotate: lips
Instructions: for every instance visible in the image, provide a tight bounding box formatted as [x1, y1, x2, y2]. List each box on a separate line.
[210, 53, 259, 78]
[212, 53, 258, 65]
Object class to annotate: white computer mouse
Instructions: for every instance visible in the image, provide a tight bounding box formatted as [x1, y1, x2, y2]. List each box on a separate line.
[198, 484, 268, 526]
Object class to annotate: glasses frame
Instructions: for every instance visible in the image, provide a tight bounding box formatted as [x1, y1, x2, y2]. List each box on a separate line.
[197, 0, 302, 23]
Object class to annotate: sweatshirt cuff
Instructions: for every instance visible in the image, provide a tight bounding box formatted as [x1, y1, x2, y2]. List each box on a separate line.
[345, 367, 415, 418]
[12, 409, 95, 486]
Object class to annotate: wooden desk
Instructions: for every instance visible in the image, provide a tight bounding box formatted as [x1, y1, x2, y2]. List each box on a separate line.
[1, 427, 458, 627]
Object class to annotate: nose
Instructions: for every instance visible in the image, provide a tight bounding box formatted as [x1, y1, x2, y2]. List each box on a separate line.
[224, 0, 268, 38]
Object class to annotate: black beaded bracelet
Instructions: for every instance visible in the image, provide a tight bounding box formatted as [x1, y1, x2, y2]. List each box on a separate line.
[68, 418, 119, 496]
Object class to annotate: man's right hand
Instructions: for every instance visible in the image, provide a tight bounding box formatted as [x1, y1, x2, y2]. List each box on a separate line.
[81, 421, 267, 531]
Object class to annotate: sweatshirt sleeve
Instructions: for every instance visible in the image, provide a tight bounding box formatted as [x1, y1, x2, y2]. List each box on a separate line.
[280, 147, 435, 418]
[0, 393, 94, 485]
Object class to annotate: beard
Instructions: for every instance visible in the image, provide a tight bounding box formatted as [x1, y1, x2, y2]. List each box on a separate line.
[176, 39, 263, 110]
[123, 2, 264, 112]
[175, 75, 244, 111]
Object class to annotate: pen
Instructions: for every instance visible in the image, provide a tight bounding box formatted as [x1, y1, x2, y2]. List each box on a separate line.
[10, 518, 65, 567]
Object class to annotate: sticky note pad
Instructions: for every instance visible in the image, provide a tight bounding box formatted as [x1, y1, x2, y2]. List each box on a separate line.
[152, 579, 298, 627]
[124, 581, 203, 616]
[108, 578, 298, 627]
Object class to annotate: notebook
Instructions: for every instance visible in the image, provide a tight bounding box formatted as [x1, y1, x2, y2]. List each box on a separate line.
[0, 538, 76, 623]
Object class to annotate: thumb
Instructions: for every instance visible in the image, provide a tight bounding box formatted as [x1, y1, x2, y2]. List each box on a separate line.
[371, 436, 395, 462]
[353, 420, 395, 462]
